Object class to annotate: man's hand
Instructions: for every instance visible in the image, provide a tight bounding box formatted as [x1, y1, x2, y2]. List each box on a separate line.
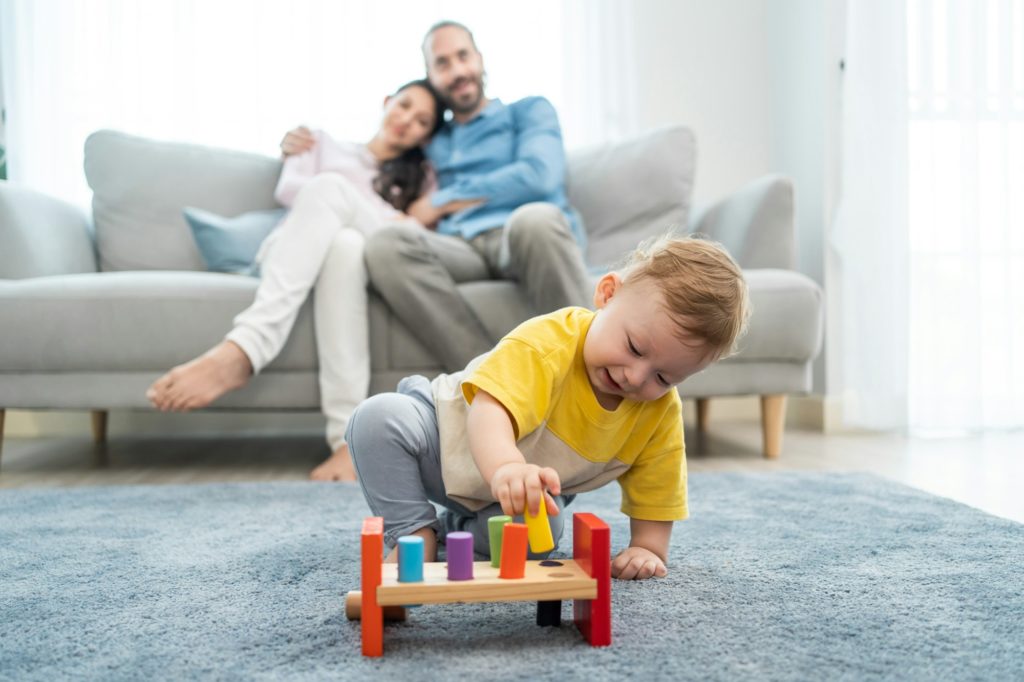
[611, 546, 668, 580]
[444, 198, 485, 213]
[280, 126, 315, 157]
[490, 462, 561, 518]
[406, 194, 485, 228]
[406, 194, 444, 227]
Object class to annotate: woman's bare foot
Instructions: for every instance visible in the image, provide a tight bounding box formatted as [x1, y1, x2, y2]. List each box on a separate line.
[310, 443, 358, 482]
[146, 341, 253, 412]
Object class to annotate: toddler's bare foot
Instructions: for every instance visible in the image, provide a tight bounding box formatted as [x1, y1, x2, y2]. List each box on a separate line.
[146, 341, 252, 412]
[310, 444, 358, 482]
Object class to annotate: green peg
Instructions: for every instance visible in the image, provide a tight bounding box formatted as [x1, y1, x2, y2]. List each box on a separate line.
[487, 515, 513, 568]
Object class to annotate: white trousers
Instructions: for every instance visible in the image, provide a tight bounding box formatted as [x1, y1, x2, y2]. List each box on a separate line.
[226, 173, 385, 451]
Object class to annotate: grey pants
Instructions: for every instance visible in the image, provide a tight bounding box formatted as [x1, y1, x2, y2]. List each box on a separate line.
[364, 202, 592, 372]
[346, 375, 573, 556]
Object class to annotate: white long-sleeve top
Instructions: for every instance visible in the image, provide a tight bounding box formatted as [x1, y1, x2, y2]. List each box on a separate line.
[273, 129, 401, 222]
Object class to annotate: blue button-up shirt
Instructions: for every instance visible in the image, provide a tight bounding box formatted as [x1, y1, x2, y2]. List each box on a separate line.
[427, 97, 585, 248]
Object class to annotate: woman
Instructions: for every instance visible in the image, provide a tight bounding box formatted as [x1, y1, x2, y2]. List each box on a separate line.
[147, 79, 470, 481]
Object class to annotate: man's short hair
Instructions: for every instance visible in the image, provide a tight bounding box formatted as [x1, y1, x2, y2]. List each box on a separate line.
[421, 20, 478, 59]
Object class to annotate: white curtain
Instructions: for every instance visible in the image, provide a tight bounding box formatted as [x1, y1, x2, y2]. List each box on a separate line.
[835, 0, 1024, 432]
[906, 0, 1024, 431]
[559, 0, 640, 148]
[0, 0, 633, 209]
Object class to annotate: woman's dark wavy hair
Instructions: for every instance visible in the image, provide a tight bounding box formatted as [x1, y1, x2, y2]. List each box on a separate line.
[373, 79, 445, 212]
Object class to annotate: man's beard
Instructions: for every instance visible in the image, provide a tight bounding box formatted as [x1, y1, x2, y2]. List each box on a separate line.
[444, 74, 484, 114]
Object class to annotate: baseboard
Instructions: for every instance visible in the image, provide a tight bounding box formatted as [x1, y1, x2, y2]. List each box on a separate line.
[3, 409, 327, 439]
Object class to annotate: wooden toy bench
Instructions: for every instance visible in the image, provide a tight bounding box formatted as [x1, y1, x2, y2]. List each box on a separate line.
[354, 512, 612, 657]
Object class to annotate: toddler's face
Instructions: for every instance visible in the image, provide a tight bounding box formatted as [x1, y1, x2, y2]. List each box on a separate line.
[583, 276, 713, 410]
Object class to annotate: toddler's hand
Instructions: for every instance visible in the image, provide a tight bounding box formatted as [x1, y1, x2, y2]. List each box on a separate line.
[612, 546, 668, 580]
[490, 462, 561, 518]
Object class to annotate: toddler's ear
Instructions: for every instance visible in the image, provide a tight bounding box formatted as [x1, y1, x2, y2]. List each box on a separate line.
[593, 272, 623, 309]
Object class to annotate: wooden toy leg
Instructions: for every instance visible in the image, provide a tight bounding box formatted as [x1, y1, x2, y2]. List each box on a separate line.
[572, 513, 611, 646]
[344, 591, 407, 622]
[361, 517, 384, 657]
[536, 600, 562, 627]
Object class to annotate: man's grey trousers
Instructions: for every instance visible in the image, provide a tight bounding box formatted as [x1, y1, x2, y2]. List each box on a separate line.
[364, 202, 591, 372]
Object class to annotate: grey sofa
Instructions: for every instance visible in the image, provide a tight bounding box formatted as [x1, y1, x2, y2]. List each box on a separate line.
[0, 126, 823, 461]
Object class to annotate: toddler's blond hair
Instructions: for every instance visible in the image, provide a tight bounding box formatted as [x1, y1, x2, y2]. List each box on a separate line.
[620, 234, 750, 360]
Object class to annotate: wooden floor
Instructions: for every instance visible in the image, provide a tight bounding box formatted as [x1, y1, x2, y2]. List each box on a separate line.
[2, 420, 1022, 524]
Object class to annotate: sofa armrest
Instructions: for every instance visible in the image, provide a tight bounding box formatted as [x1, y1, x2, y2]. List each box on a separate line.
[0, 182, 97, 278]
[689, 174, 795, 270]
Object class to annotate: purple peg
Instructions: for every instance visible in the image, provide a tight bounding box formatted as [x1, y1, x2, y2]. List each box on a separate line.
[446, 531, 474, 581]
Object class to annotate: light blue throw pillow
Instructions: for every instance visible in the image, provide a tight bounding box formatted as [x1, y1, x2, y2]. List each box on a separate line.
[183, 207, 287, 274]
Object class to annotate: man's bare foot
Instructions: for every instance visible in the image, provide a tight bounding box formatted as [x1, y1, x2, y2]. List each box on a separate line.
[146, 341, 252, 412]
[384, 527, 438, 563]
[310, 443, 358, 482]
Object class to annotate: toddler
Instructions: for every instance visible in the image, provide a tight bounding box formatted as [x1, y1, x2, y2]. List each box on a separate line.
[347, 234, 749, 579]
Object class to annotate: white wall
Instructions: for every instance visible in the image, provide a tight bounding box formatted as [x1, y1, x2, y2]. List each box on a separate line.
[632, 0, 774, 208]
[764, 0, 846, 396]
[631, 0, 841, 394]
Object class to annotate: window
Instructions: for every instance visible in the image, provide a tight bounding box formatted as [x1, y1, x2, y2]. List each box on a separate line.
[907, 0, 1024, 430]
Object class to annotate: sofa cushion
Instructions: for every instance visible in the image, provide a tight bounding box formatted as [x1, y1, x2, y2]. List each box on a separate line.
[0, 268, 821, 374]
[84, 130, 283, 272]
[566, 125, 695, 271]
[183, 206, 287, 274]
[731, 269, 824, 361]
[0, 272, 314, 372]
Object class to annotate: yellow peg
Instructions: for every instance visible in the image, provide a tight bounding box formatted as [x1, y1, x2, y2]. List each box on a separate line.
[524, 494, 555, 553]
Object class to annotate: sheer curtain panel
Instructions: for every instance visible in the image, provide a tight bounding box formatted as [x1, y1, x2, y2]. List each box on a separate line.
[834, 0, 1024, 432]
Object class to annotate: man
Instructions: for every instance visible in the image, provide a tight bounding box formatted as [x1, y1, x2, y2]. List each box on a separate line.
[373, 19, 592, 371]
[284, 20, 591, 372]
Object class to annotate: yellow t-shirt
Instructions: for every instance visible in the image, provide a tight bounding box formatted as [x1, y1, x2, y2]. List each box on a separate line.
[430, 307, 687, 521]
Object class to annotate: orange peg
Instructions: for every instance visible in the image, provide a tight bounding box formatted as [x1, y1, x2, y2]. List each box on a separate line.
[498, 522, 529, 579]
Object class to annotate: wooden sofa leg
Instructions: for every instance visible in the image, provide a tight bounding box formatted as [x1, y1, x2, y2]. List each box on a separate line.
[91, 410, 110, 467]
[760, 395, 787, 459]
[695, 398, 710, 432]
[91, 410, 108, 445]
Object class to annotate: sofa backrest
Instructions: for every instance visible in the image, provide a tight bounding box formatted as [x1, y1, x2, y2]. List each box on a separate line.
[84, 125, 695, 272]
[566, 125, 695, 271]
[85, 131, 283, 271]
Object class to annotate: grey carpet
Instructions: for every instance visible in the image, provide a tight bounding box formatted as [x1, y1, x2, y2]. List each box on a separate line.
[1, 472, 1021, 681]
